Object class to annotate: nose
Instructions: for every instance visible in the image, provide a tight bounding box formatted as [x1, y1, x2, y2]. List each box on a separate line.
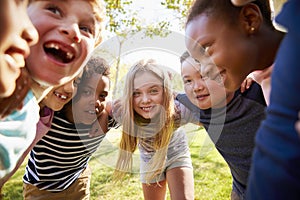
[193, 79, 205, 93]
[141, 94, 150, 103]
[60, 23, 81, 43]
[22, 23, 39, 48]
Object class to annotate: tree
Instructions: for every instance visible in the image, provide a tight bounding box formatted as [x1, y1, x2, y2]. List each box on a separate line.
[103, 0, 182, 96]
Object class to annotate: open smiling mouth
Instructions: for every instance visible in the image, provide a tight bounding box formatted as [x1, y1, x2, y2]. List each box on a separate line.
[54, 91, 68, 100]
[44, 42, 75, 64]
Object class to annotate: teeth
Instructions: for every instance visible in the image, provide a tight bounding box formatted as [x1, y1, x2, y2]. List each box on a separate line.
[66, 52, 73, 59]
[60, 95, 67, 100]
[45, 42, 74, 60]
[142, 107, 151, 111]
[45, 43, 59, 50]
[54, 92, 67, 100]
[88, 111, 96, 114]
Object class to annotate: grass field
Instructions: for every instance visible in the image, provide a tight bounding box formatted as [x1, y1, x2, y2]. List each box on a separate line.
[1, 124, 232, 200]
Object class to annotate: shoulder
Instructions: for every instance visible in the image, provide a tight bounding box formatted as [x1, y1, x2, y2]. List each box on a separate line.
[237, 82, 266, 106]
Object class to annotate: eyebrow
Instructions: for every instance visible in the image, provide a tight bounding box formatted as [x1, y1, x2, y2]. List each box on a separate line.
[182, 74, 191, 79]
[134, 84, 162, 91]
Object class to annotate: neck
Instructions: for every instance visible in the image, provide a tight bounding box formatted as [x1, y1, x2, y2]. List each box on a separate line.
[256, 28, 285, 70]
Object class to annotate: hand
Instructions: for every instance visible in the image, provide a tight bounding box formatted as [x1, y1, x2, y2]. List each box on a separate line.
[240, 76, 254, 93]
[111, 99, 122, 123]
[89, 101, 106, 137]
[0, 68, 31, 119]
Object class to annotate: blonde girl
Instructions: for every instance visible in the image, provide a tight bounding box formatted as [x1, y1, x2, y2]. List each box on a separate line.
[114, 59, 194, 200]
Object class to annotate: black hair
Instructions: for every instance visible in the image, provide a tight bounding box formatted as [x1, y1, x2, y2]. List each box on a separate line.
[186, 0, 273, 28]
[61, 56, 111, 113]
[180, 51, 191, 65]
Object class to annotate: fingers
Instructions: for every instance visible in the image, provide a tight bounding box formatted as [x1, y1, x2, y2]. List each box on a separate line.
[89, 109, 109, 137]
[95, 100, 105, 116]
[240, 77, 253, 93]
[111, 99, 122, 121]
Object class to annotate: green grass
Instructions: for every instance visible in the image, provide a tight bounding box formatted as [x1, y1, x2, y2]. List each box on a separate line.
[1, 124, 231, 200]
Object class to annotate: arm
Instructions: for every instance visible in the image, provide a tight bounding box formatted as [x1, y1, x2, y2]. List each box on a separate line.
[89, 100, 120, 137]
[175, 99, 203, 127]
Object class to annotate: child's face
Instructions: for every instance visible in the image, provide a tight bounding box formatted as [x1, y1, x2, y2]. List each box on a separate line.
[40, 78, 78, 111]
[0, 0, 38, 97]
[133, 71, 164, 119]
[26, 0, 101, 86]
[72, 74, 109, 125]
[185, 14, 254, 92]
[181, 57, 230, 109]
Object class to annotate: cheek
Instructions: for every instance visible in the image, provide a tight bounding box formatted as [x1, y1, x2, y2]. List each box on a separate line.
[82, 39, 95, 56]
[184, 85, 193, 94]
[156, 93, 164, 105]
[132, 97, 139, 108]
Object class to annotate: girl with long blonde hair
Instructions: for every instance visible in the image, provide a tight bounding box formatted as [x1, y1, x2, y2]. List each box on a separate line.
[114, 59, 194, 200]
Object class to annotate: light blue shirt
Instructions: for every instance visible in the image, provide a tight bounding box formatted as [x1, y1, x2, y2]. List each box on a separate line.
[0, 90, 39, 178]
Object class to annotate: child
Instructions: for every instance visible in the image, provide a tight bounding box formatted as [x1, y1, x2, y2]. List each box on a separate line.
[185, 0, 300, 198]
[184, 0, 284, 92]
[23, 56, 116, 199]
[177, 51, 266, 200]
[0, 0, 105, 181]
[0, 0, 38, 98]
[0, 78, 78, 191]
[0, 0, 39, 118]
[243, 0, 300, 199]
[113, 59, 194, 200]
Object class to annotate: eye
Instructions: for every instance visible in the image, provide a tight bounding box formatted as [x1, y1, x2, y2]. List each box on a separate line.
[204, 46, 210, 53]
[200, 44, 211, 56]
[98, 92, 108, 100]
[149, 88, 159, 94]
[73, 78, 81, 87]
[132, 91, 141, 97]
[80, 25, 93, 35]
[183, 78, 192, 85]
[82, 89, 92, 96]
[46, 4, 62, 16]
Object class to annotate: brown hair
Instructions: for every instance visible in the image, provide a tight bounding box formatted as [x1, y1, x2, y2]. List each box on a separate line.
[29, 0, 106, 46]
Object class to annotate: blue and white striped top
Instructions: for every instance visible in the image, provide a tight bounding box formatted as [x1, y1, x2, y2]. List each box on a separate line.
[23, 111, 116, 192]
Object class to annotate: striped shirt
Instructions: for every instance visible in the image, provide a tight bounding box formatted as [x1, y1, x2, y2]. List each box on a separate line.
[23, 111, 116, 192]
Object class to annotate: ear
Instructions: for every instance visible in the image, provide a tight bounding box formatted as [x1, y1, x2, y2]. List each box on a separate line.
[239, 3, 263, 35]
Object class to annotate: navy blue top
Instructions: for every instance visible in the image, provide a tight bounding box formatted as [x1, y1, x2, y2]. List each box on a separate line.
[246, 1, 300, 199]
[177, 82, 266, 199]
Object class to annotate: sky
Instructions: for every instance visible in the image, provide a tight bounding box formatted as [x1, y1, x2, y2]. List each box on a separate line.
[99, 0, 186, 74]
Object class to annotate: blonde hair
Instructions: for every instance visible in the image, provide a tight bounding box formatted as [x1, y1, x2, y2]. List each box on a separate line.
[114, 59, 176, 184]
[29, 0, 106, 46]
